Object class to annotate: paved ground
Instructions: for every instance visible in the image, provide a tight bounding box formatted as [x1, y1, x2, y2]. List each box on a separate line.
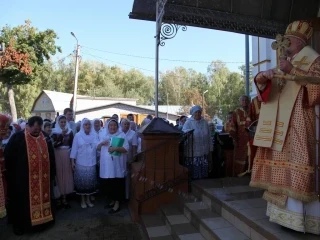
[0, 196, 144, 240]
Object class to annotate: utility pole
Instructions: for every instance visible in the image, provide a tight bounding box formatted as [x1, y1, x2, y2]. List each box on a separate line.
[202, 90, 208, 114]
[71, 32, 80, 121]
[245, 35, 250, 96]
[166, 92, 169, 119]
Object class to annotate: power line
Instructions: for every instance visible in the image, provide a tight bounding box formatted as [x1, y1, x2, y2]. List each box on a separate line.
[81, 45, 244, 64]
[49, 53, 73, 65]
[81, 51, 155, 73]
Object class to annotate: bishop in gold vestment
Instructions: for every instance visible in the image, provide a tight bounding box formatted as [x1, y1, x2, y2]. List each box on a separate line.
[250, 20, 320, 235]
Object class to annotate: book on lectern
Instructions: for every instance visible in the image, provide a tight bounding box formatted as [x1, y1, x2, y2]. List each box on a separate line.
[110, 137, 125, 156]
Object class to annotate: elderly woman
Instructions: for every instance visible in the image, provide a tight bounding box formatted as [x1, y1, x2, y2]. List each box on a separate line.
[121, 118, 138, 199]
[98, 119, 129, 214]
[70, 119, 97, 208]
[182, 105, 213, 179]
[92, 118, 104, 142]
[130, 121, 137, 132]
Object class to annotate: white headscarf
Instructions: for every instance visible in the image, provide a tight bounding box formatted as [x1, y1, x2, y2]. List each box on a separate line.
[104, 119, 121, 139]
[141, 118, 151, 128]
[2, 124, 16, 145]
[79, 118, 95, 144]
[92, 118, 101, 132]
[120, 118, 131, 133]
[52, 115, 71, 134]
[20, 122, 26, 130]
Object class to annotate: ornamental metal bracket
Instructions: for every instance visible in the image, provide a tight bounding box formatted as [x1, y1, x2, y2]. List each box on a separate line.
[159, 23, 187, 46]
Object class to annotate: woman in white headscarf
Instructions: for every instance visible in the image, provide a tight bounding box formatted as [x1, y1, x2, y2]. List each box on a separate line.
[98, 119, 129, 214]
[130, 121, 137, 132]
[121, 118, 138, 199]
[182, 105, 212, 179]
[92, 118, 104, 142]
[52, 115, 74, 209]
[70, 118, 97, 208]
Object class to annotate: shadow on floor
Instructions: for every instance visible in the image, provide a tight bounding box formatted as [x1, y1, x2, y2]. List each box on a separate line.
[0, 195, 144, 240]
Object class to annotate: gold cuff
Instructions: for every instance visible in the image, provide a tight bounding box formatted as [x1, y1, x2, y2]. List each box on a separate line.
[290, 67, 297, 75]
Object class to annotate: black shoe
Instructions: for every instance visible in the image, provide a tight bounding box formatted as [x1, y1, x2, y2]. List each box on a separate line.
[13, 227, 24, 236]
[108, 207, 120, 214]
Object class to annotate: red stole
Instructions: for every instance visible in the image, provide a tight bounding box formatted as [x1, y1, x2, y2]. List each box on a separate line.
[25, 131, 53, 226]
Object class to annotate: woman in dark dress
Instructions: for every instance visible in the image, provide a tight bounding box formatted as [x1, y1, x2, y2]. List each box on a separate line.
[52, 115, 74, 208]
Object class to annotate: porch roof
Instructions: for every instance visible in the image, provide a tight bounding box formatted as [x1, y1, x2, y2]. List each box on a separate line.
[129, 0, 320, 38]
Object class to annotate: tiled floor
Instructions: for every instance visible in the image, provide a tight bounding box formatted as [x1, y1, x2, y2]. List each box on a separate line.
[0, 196, 143, 240]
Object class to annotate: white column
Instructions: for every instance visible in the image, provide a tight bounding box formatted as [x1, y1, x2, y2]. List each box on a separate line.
[250, 37, 277, 98]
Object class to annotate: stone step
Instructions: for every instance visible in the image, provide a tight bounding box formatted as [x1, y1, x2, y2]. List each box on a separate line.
[183, 200, 250, 240]
[160, 204, 206, 240]
[142, 213, 175, 240]
[191, 178, 319, 240]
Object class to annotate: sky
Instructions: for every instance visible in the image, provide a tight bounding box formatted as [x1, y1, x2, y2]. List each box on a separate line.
[1, 0, 251, 77]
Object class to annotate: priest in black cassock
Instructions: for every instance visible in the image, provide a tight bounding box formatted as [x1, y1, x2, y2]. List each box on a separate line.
[5, 116, 56, 235]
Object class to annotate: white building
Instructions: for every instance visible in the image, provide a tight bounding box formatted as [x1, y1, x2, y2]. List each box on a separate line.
[250, 37, 277, 98]
[31, 90, 138, 119]
[31, 90, 182, 122]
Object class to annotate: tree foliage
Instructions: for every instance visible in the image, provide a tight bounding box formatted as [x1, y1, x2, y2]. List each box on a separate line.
[0, 40, 32, 84]
[0, 59, 249, 120]
[0, 21, 251, 122]
[0, 20, 61, 85]
[0, 20, 61, 121]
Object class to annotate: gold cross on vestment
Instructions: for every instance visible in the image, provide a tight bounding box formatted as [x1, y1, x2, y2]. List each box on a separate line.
[293, 56, 310, 69]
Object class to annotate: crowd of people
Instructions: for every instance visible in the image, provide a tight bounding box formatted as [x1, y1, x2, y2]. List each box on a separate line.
[0, 108, 154, 236]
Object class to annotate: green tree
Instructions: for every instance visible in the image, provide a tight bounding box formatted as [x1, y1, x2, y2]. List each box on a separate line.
[206, 61, 230, 118]
[218, 72, 245, 121]
[238, 63, 253, 93]
[0, 20, 61, 121]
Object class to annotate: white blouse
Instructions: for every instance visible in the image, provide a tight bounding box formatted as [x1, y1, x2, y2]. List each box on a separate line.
[93, 128, 105, 143]
[99, 132, 129, 178]
[123, 130, 138, 161]
[70, 133, 97, 167]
